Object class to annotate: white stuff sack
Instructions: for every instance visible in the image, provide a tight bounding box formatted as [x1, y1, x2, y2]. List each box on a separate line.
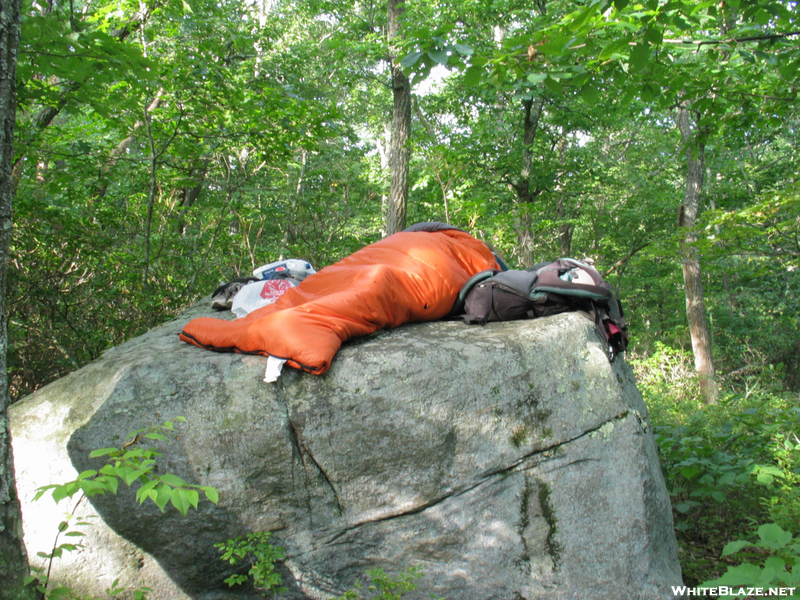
[253, 258, 315, 281]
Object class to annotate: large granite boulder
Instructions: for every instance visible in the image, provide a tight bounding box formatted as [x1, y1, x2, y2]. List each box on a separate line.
[10, 302, 682, 600]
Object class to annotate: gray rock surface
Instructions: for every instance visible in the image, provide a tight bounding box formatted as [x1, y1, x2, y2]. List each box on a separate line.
[10, 302, 682, 600]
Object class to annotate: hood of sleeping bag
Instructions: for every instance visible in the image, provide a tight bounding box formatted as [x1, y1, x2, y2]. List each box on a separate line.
[179, 226, 499, 375]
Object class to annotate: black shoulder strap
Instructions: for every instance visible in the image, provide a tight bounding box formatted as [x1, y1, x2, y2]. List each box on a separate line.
[450, 269, 499, 317]
[460, 280, 494, 325]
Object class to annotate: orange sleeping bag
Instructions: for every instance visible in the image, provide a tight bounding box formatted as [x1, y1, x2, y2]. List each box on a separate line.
[180, 227, 499, 375]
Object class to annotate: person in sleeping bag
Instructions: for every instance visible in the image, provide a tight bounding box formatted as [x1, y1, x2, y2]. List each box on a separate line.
[179, 222, 500, 377]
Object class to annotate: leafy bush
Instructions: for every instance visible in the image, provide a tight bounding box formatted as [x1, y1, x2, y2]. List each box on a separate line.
[644, 369, 800, 587]
[332, 566, 432, 600]
[701, 523, 800, 598]
[28, 418, 218, 599]
[214, 538, 435, 600]
[215, 532, 287, 598]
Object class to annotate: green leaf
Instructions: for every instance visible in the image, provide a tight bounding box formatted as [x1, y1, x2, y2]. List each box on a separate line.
[569, 0, 602, 33]
[598, 38, 632, 61]
[123, 469, 147, 486]
[427, 49, 450, 66]
[644, 26, 663, 45]
[757, 472, 774, 484]
[463, 65, 483, 87]
[52, 482, 80, 503]
[629, 43, 651, 73]
[453, 44, 474, 56]
[400, 52, 423, 69]
[544, 77, 564, 94]
[170, 488, 198, 516]
[778, 58, 799, 81]
[721, 540, 753, 556]
[641, 83, 658, 103]
[90, 447, 120, 458]
[48, 586, 74, 599]
[136, 479, 160, 504]
[200, 486, 219, 504]
[758, 523, 793, 550]
[154, 484, 172, 512]
[675, 501, 700, 513]
[159, 473, 188, 488]
[705, 563, 763, 587]
[580, 85, 599, 105]
[680, 466, 701, 479]
[527, 73, 547, 85]
[101, 475, 119, 495]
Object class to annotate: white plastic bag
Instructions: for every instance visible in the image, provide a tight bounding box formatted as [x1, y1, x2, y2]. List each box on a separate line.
[231, 279, 296, 318]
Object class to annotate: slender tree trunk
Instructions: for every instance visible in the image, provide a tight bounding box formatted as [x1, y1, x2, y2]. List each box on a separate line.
[280, 148, 306, 260]
[93, 91, 163, 202]
[385, 0, 411, 236]
[676, 104, 719, 404]
[1, 0, 34, 596]
[176, 157, 211, 235]
[513, 96, 545, 267]
[509, 1, 547, 266]
[555, 137, 572, 256]
[142, 102, 158, 287]
[376, 124, 391, 235]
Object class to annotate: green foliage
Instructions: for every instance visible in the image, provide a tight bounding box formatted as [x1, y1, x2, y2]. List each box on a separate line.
[701, 523, 800, 597]
[215, 532, 287, 597]
[24, 576, 152, 600]
[214, 535, 433, 600]
[26, 418, 214, 599]
[330, 566, 432, 600]
[645, 359, 800, 586]
[34, 417, 218, 516]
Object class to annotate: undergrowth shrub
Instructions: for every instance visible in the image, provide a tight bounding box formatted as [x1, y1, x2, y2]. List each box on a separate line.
[637, 351, 800, 588]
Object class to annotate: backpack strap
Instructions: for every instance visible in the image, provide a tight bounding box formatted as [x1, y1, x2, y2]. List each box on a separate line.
[460, 280, 495, 325]
[450, 269, 499, 317]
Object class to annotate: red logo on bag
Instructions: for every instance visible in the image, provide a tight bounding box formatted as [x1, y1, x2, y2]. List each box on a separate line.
[260, 279, 293, 301]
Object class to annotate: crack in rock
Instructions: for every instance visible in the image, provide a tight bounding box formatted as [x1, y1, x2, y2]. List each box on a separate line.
[321, 409, 633, 545]
[274, 382, 344, 529]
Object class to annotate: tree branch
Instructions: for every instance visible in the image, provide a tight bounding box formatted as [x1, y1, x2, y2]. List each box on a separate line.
[663, 30, 800, 47]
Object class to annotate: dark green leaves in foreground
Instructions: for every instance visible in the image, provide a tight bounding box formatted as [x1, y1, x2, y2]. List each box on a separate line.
[35, 417, 218, 517]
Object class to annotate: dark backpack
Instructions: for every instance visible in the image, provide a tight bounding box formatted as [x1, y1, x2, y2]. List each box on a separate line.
[453, 258, 628, 361]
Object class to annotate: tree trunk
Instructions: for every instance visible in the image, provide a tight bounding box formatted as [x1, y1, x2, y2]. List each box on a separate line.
[280, 148, 307, 260]
[510, 0, 547, 266]
[513, 96, 545, 267]
[385, 0, 411, 236]
[555, 136, 572, 256]
[176, 157, 210, 235]
[676, 104, 718, 404]
[1, 0, 34, 596]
